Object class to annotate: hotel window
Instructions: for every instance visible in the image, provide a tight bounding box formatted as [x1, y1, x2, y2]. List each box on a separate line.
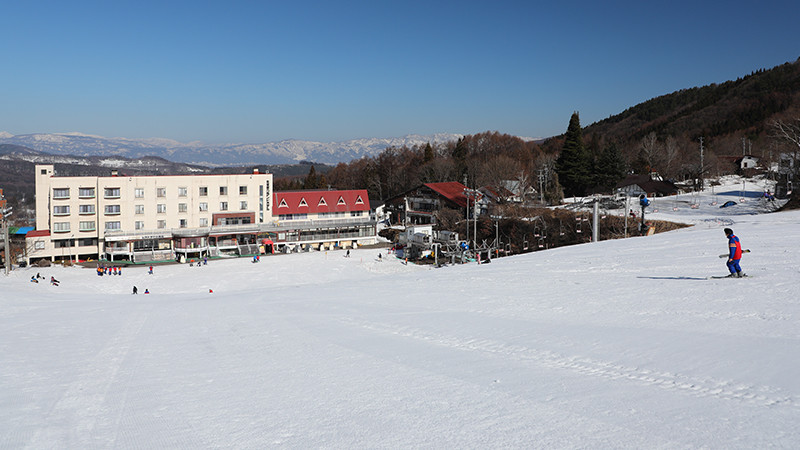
[104, 205, 121, 215]
[199, 186, 208, 196]
[199, 218, 208, 227]
[178, 203, 188, 213]
[199, 202, 208, 212]
[157, 187, 166, 197]
[53, 188, 70, 199]
[104, 188, 120, 198]
[219, 186, 228, 195]
[135, 204, 145, 215]
[79, 204, 95, 215]
[219, 201, 228, 211]
[179, 219, 187, 228]
[135, 188, 145, 198]
[105, 221, 121, 230]
[239, 186, 247, 195]
[135, 221, 145, 230]
[157, 204, 167, 213]
[55, 240, 74, 248]
[240, 201, 248, 210]
[178, 187, 188, 197]
[79, 187, 95, 198]
[157, 220, 166, 229]
[53, 222, 71, 232]
[53, 205, 70, 216]
[79, 221, 96, 231]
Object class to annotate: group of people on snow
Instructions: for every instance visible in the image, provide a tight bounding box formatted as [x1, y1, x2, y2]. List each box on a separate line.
[96, 264, 123, 276]
[29, 273, 59, 286]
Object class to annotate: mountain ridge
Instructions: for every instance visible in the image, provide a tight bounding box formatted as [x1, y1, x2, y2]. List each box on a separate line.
[0, 132, 466, 167]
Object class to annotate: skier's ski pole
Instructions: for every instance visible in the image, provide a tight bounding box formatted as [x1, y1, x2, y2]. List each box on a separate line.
[718, 249, 750, 258]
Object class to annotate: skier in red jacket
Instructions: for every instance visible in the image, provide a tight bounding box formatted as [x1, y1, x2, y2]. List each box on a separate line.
[724, 228, 744, 278]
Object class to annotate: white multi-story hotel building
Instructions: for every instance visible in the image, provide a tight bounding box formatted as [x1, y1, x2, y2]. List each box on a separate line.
[25, 164, 376, 264]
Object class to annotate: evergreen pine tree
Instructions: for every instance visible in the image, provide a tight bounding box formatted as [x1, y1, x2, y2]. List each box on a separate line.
[423, 143, 434, 163]
[594, 143, 627, 192]
[451, 138, 468, 179]
[304, 166, 319, 189]
[555, 112, 591, 197]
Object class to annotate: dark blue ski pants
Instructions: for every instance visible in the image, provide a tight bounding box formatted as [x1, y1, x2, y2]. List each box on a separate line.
[727, 259, 741, 274]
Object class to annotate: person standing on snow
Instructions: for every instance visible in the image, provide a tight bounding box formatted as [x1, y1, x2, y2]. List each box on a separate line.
[724, 228, 745, 278]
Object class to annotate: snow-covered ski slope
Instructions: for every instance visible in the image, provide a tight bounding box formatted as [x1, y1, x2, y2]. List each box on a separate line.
[2, 177, 799, 448]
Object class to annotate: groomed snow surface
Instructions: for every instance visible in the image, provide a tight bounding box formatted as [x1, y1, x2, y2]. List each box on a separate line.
[2, 177, 799, 448]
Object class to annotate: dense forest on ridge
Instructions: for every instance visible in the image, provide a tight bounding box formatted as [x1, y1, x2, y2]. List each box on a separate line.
[311, 59, 800, 205]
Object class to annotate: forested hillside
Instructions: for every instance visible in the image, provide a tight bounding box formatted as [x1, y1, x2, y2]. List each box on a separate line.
[554, 58, 800, 179]
[327, 59, 800, 203]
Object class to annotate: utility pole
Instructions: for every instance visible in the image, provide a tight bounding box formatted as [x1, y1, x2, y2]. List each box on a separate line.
[1, 189, 12, 275]
[403, 197, 409, 227]
[2, 221, 8, 275]
[538, 169, 545, 205]
[694, 136, 706, 191]
[624, 194, 629, 238]
[699, 137, 704, 189]
[473, 193, 478, 251]
[463, 175, 469, 247]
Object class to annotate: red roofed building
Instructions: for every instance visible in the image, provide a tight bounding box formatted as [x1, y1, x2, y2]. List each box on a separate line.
[382, 182, 489, 226]
[270, 189, 376, 251]
[274, 190, 370, 220]
[23, 163, 376, 264]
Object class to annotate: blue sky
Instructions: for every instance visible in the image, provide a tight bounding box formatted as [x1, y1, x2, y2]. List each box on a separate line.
[2, 1, 798, 144]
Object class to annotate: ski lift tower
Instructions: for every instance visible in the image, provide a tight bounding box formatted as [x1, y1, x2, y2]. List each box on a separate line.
[463, 186, 481, 250]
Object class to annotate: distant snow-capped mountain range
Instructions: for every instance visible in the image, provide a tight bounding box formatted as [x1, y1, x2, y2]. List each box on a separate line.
[0, 131, 464, 166]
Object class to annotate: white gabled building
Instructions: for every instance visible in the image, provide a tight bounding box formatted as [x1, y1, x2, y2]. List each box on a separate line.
[25, 164, 377, 265]
[27, 164, 273, 264]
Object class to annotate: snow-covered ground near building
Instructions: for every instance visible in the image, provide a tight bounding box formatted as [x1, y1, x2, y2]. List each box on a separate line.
[2, 176, 799, 448]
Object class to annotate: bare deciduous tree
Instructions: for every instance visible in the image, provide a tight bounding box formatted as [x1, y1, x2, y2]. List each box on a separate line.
[770, 118, 800, 207]
[662, 136, 681, 180]
[771, 119, 800, 174]
[639, 132, 661, 175]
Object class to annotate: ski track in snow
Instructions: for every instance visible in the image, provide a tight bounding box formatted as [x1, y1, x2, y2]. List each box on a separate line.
[25, 310, 151, 449]
[343, 318, 797, 410]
